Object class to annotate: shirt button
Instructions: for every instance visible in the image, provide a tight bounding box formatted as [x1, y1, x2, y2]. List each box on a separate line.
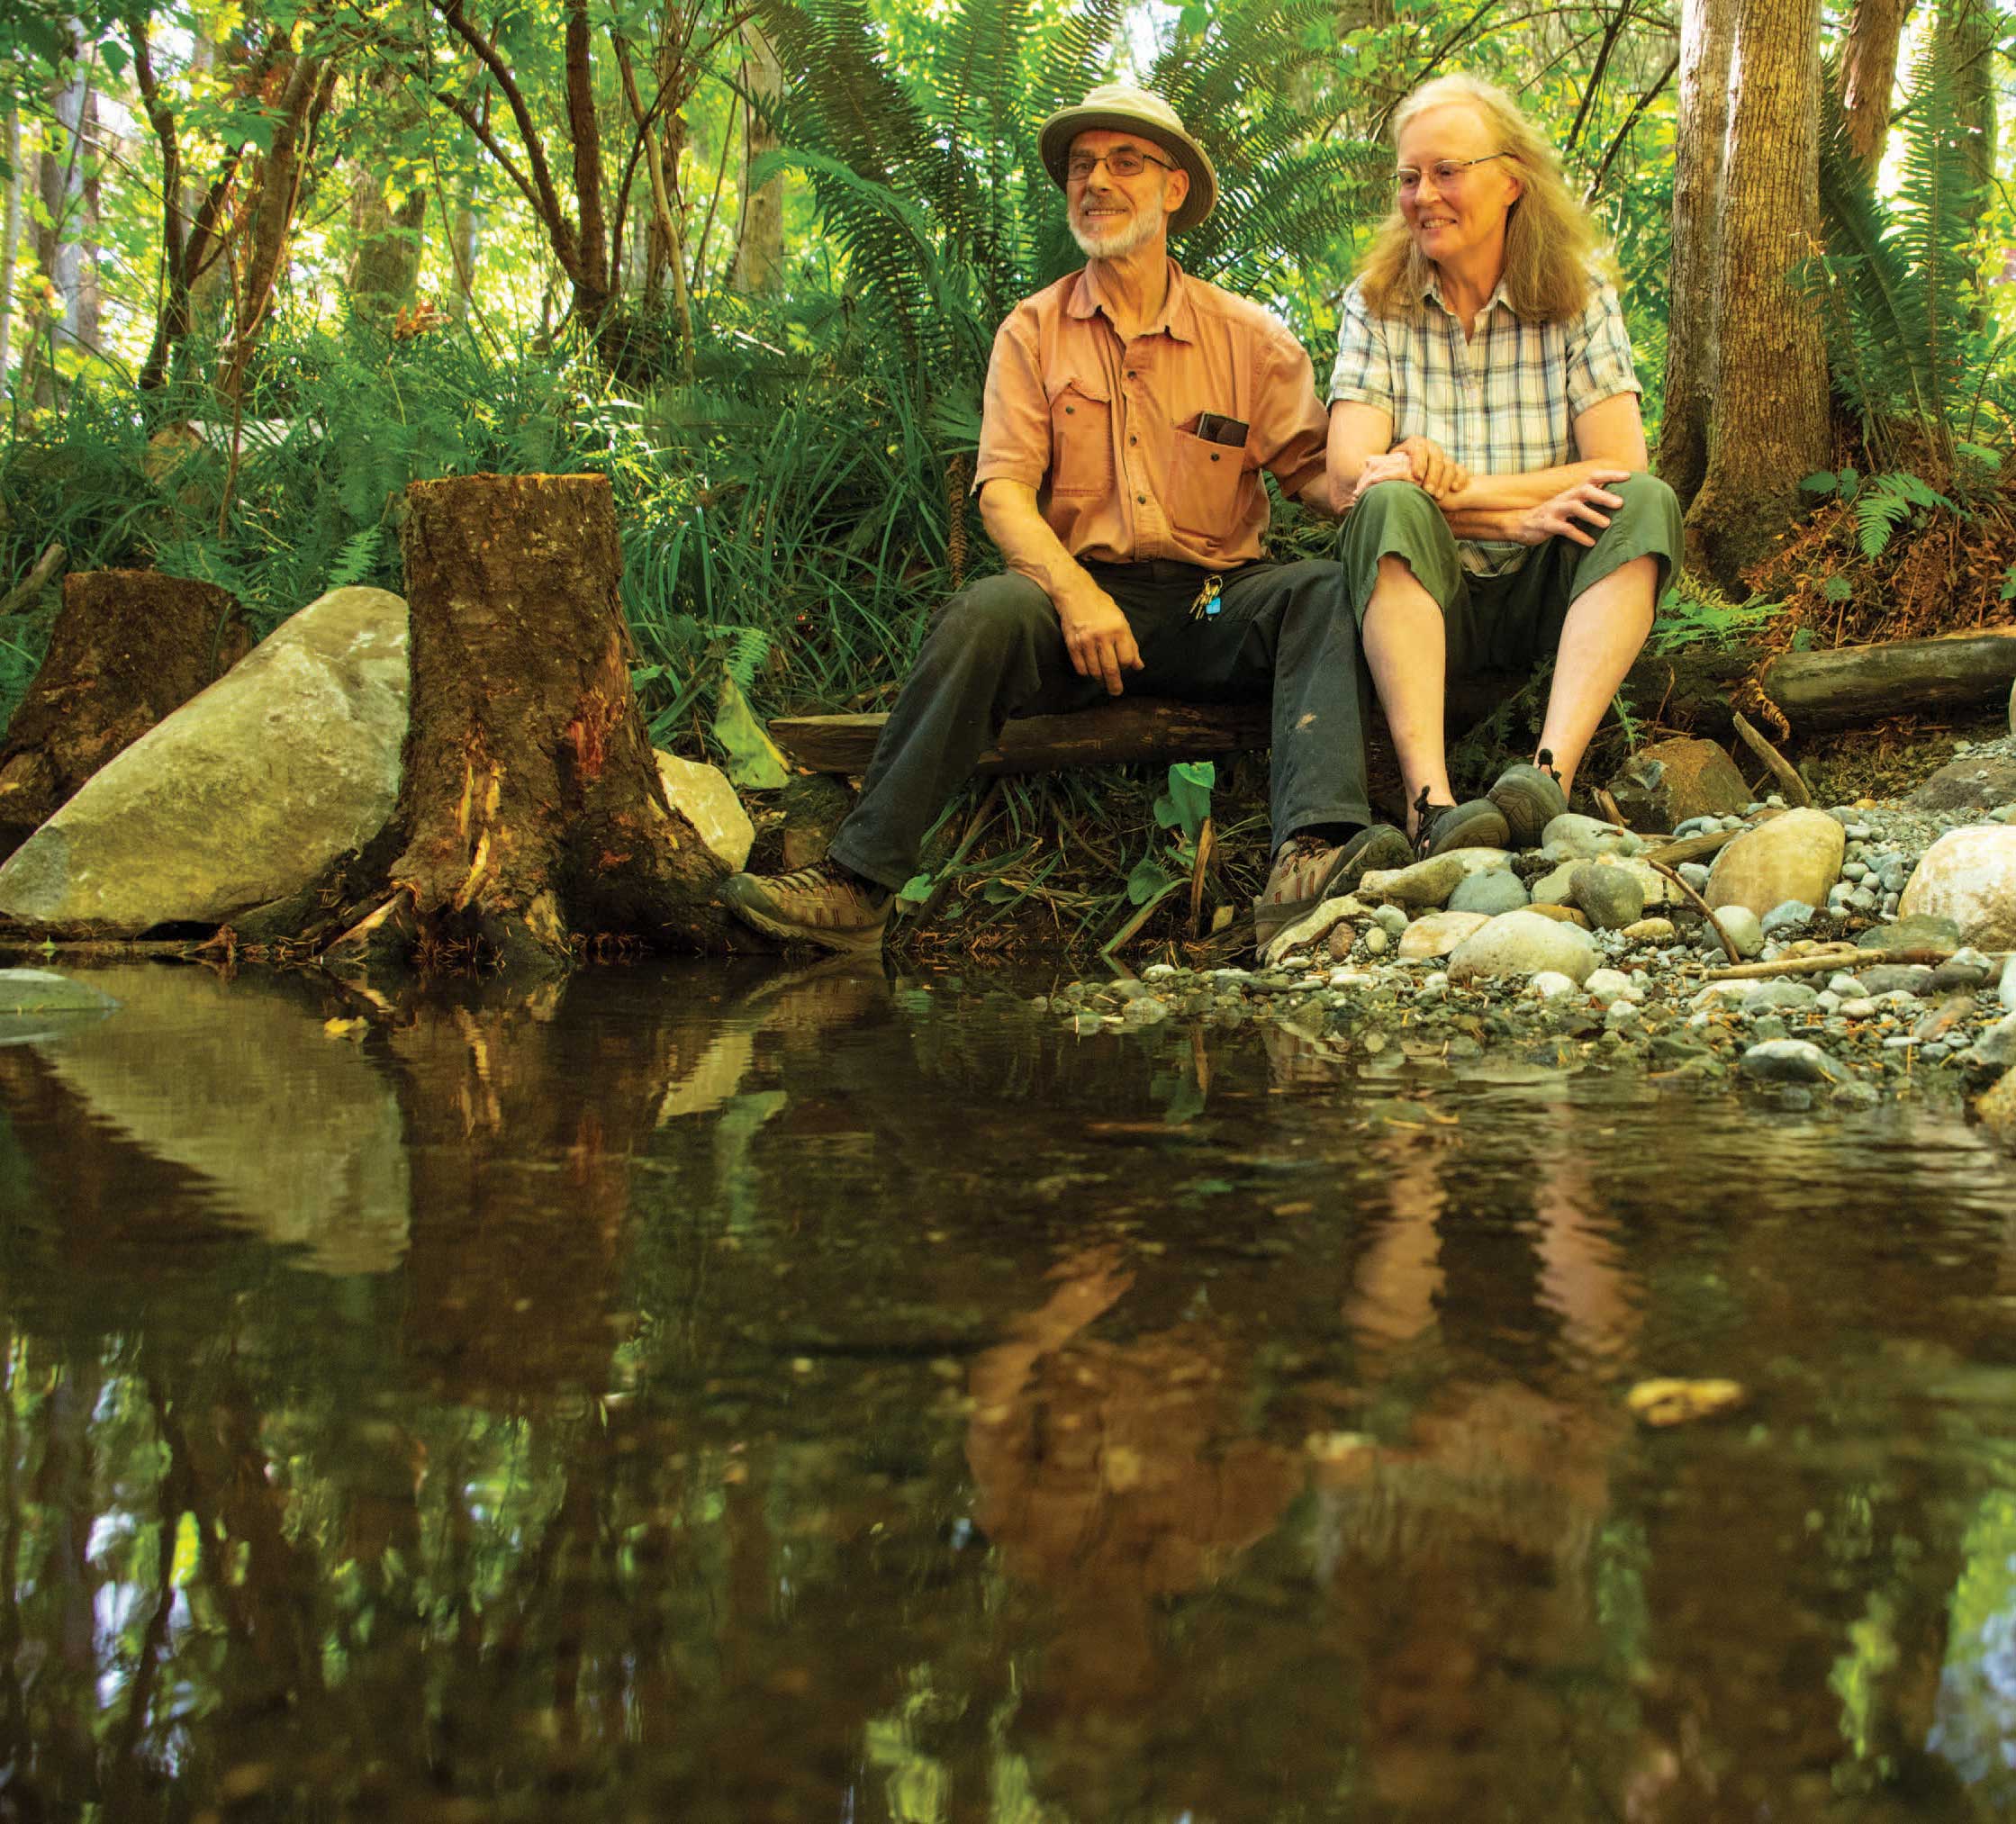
[1136, 493, 1147, 504]
[1210, 452, 1220, 462]
[1129, 435, 1138, 445]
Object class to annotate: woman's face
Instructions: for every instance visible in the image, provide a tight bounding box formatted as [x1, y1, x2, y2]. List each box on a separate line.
[1394, 103, 1523, 276]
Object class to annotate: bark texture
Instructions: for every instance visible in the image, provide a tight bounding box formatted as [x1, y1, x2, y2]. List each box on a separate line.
[1658, 0, 1735, 508]
[367, 473, 728, 976]
[1839, 0, 1912, 173]
[1680, 0, 1831, 591]
[1942, 0, 1998, 236]
[0, 571, 250, 859]
[730, 23, 784, 294]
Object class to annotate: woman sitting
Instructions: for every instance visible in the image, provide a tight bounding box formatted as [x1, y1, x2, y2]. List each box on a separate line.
[1327, 73, 1681, 856]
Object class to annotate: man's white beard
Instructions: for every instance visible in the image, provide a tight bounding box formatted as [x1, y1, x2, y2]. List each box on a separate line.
[1071, 207, 1163, 260]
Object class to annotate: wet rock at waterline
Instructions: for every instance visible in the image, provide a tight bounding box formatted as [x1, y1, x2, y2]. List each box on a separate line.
[1896, 826, 2016, 950]
[0, 587, 408, 936]
[655, 752, 754, 872]
[1705, 809, 1847, 919]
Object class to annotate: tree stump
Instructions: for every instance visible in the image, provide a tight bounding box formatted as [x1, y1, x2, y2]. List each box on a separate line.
[342, 473, 728, 977]
[0, 570, 250, 859]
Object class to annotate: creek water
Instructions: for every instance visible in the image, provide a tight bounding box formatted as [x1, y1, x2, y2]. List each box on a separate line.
[2, 956, 2016, 1821]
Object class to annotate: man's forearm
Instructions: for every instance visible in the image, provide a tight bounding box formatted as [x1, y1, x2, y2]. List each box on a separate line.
[979, 484, 1096, 611]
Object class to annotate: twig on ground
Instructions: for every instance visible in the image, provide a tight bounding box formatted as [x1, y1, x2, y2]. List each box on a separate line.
[1731, 710, 1813, 808]
[1706, 946, 2012, 982]
[1650, 859, 1741, 964]
[1188, 816, 1215, 940]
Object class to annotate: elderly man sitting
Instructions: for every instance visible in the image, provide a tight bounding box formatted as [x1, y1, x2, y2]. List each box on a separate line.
[721, 84, 1406, 958]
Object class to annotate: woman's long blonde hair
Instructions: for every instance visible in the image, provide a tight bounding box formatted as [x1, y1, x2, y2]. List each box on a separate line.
[1357, 74, 1604, 322]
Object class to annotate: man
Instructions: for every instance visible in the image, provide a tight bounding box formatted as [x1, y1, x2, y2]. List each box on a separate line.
[721, 85, 1406, 958]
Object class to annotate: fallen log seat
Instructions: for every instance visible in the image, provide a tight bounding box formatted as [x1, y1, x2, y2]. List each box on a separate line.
[769, 628, 2016, 775]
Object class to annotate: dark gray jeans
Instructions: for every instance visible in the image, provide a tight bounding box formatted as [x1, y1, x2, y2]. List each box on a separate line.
[827, 558, 1375, 890]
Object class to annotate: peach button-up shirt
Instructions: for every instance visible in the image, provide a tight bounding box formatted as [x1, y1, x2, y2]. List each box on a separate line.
[972, 259, 1329, 569]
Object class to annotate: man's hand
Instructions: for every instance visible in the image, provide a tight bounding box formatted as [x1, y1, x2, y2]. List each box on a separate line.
[1057, 584, 1143, 696]
[1512, 468, 1632, 547]
[1395, 435, 1470, 499]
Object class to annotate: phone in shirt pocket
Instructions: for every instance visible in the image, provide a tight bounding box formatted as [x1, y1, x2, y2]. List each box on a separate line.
[1170, 410, 1252, 537]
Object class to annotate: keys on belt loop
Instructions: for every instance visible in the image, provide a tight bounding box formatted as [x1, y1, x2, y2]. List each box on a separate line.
[1189, 574, 1223, 621]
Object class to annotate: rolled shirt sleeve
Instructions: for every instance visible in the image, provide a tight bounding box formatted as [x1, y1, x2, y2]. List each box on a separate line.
[1325, 283, 1396, 413]
[1252, 325, 1329, 500]
[1565, 281, 1641, 420]
[972, 316, 1052, 491]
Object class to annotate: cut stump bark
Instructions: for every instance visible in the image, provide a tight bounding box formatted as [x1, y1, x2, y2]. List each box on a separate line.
[0, 569, 250, 860]
[343, 473, 729, 978]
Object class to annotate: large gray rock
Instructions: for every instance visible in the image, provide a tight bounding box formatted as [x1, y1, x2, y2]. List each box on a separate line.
[1540, 813, 1644, 862]
[1897, 826, 2016, 950]
[1705, 808, 1845, 918]
[1740, 1040, 1839, 1084]
[1908, 753, 2016, 814]
[1448, 909, 1600, 986]
[0, 587, 407, 934]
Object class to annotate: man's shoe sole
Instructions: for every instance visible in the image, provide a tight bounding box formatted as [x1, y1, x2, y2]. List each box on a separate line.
[720, 878, 890, 956]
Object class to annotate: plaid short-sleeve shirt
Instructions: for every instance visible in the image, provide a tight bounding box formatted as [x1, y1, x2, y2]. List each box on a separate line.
[1326, 270, 1641, 575]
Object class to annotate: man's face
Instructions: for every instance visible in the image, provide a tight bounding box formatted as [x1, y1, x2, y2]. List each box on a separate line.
[1065, 128, 1189, 260]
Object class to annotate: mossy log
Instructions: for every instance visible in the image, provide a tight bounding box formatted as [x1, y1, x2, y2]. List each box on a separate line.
[328, 474, 729, 979]
[0, 570, 250, 859]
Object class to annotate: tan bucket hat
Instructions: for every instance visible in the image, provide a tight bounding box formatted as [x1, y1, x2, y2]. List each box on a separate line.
[1035, 84, 1218, 233]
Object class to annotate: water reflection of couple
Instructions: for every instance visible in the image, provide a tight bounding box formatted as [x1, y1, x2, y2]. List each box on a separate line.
[962, 1134, 1661, 1817]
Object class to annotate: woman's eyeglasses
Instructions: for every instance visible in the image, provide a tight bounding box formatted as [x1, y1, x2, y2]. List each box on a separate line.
[1395, 152, 1512, 192]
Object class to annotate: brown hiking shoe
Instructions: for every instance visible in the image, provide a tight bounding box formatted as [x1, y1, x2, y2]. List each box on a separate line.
[1254, 824, 1410, 962]
[720, 860, 892, 955]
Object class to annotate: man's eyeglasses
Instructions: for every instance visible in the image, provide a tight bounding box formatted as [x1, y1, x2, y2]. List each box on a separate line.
[1395, 152, 1512, 192]
[1066, 147, 1178, 182]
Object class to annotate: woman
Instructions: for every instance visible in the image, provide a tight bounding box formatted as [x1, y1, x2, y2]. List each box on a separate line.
[1326, 74, 1682, 856]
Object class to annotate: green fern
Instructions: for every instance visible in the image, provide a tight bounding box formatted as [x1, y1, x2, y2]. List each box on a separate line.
[1810, 30, 1993, 468]
[326, 525, 385, 591]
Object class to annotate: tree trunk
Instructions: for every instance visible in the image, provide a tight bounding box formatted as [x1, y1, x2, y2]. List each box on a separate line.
[0, 107, 21, 396]
[1942, 0, 1997, 235]
[338, 474, 727, 979]
[75, 86, 100, 362]
[729, 23, 784, 294]
[447, 189, 481, 321]
[1680, 0, 1831, 591]
[1657, 0, 1736, 508]
[1838, 0, 1912, 173]
[0, 572, 251, 859]
[346, 177, 427, 314]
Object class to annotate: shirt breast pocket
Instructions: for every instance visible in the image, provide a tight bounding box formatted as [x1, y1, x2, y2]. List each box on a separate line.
[1047, 378, 1113, 499]
[1167, 428, 1247, 537]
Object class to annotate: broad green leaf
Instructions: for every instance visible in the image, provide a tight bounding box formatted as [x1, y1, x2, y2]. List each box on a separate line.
[711, 672, 789, 789]
[1162, 760, 1215, 842]
[898, 872, 934, 904]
